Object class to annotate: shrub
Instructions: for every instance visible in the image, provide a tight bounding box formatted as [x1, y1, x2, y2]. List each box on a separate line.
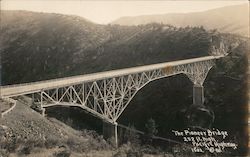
[107, 137, 117, 148]
[4, 136, 23, 152]
[45, 136, 62, 149]
[127, 149, 143, 157]
[171, 144, 195, 157]
[53, 145, 71, 157]
[113, 144, 143, 157]
[145, 118, 158, 138]
[123, 124, 140, 146]
[18, 145, 32, 155]
[0, 149, 9, 157]
[17, 138, 45, 155]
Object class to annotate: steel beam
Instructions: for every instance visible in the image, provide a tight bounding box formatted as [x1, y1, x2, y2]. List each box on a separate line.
[1, 56, 223, 147]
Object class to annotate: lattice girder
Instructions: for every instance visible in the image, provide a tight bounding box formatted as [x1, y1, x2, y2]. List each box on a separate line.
[36, 59, 215, 123]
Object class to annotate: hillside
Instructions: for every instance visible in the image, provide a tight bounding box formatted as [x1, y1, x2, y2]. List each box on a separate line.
[1, 101, 184, 156]
[111, 4, 249, 37]
[0, 10, 110, 84]
[1, 10, 225, 85]
[0, 101, 112, 156]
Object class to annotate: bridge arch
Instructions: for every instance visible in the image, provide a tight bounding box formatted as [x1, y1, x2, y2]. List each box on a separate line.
[1, 56, 223, 146]
[118, 73, 192, 131]
[38, 59, 215, 125]
[36, 66, 212, 147]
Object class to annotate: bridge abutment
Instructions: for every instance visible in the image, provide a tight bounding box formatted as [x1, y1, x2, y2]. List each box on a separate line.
[102, 121, 118, 147]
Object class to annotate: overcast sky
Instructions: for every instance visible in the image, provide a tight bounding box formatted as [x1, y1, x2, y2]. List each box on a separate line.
[1, 0, 248, 24]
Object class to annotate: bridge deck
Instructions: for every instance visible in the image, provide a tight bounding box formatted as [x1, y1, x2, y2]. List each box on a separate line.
[0, 55, 223, 98]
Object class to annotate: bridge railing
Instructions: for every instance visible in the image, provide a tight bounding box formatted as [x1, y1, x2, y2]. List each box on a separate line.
[1, 97, 17, 117]
[0, 55, 224, 98]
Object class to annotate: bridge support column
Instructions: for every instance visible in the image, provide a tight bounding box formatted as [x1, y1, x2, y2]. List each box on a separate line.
[41, 108, 45, 117]
[193, 84, 204, 107]
[188, 83, 214, 128]
[103, 121, 118, 147]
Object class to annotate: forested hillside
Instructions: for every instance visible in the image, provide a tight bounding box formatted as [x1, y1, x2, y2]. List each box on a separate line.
[112, 4, 249, 37]
[1, 10, 231, 85]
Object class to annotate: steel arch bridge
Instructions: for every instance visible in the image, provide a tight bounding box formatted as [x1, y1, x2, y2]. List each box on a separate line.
[0, 55, 224, 145]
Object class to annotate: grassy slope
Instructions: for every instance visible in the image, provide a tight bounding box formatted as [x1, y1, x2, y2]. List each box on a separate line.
[0, 101, 111, 156]
[1, 101, 176, 157]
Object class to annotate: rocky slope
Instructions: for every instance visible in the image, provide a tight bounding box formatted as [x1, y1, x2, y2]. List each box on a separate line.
[0, 101, 110, 156]
[0, 101, 181, 156]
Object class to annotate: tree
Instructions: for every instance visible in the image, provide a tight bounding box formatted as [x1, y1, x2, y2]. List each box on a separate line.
[144, 118, 158, 144]
[124, 124, 140, 146]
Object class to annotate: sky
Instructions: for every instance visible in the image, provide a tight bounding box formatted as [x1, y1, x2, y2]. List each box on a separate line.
[1, 0, 248, 24]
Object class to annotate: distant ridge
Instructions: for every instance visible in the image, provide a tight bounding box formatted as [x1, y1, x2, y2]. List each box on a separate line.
[111, 4, 249, 37]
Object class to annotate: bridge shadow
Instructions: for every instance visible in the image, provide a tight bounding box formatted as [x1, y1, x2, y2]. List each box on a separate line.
[44, 73, 193, 140]
[46, 106, 103, 134]
[118, 73, 193, 139]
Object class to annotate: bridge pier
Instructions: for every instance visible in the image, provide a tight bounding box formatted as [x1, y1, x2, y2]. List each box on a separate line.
[103, 121, 118, 147]
[193, 84, 204, 107]
[41, 108, 45, 117]
[188, 83, 214, 128]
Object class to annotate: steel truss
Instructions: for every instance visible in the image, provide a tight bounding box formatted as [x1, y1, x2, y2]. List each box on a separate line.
[34, 59, 215, 124]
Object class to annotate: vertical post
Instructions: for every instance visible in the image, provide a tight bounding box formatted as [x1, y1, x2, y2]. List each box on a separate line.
[193, 84, 204, 107]
[56, 88, 58, 102]
[69, 86, 73, 103]
[82, 83, 85, 105]
[103, 80, 107, 116]
[103, 121, 118, 148]
[41, 92, 43, 109]
[114, 122, 118, 148]
[93, 83, 97, 111]
[112, 78, 116, 118]
[41, 108, 45, 117]
[41, 92, 45, 117]
[31, 93, 35, 105]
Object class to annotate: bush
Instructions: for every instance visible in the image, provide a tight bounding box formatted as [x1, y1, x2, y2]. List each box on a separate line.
[17, 138, 45, 155]
[66, 137, 88, 153]
[127, 149, 143, 157]
[145, 118, 158, 144]
[113, 143, 143, 157]
[18, 145, 32, 155]
[123, 124, 140, 146]
[140, 145, 162, 155]
[107, 137, 117, 148]
[3, 136, 23, 153]
[53, 145, 71, 157]
[171, 144, 195, 157]
[0, 149, 9, 157]
[45, 136, 62, 149]
[145, 118, 158, 137]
